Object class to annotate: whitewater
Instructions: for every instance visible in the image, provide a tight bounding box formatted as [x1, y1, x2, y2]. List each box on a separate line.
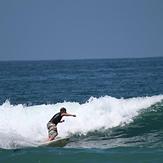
[0, 95, 163, 149]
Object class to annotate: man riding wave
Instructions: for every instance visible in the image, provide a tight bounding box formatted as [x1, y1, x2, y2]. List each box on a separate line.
[47, 107, 76, 141]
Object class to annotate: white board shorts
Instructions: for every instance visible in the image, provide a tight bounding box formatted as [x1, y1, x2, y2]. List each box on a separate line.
[47, 122, 58, 139]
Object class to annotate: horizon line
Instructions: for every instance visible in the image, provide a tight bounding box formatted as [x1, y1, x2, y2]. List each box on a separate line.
[0, 56, 162, 62]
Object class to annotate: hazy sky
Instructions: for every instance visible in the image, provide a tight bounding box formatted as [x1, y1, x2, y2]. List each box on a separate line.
[0, 0, 163, 60]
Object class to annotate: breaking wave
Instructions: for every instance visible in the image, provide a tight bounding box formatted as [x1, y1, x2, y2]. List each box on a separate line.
[0, 95, 163, 149]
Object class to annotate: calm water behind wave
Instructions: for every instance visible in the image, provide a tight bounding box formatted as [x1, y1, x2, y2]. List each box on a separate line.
[0, 57, 163, 104]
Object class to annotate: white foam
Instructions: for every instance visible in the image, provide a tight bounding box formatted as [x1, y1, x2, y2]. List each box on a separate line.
[0, 95, 163, 149]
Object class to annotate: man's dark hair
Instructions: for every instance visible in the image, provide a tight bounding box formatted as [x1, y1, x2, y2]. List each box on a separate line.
[60, 107, 67, 113]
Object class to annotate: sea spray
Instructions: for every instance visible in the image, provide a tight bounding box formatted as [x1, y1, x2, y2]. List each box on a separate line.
[0, 95, 163, 149]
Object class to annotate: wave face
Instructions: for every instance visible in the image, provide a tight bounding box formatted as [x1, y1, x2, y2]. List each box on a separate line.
[0, 95, 163, 149]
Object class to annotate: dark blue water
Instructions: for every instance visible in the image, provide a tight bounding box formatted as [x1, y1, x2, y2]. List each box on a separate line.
[0, 57, 163, 104]
[0, 57, 163, 162]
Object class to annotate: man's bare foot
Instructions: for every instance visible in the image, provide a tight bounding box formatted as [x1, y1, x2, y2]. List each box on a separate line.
[48, 137, 56, 141]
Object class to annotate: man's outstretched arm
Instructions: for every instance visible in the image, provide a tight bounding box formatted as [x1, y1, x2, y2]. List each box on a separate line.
[61, 113, 76, 117]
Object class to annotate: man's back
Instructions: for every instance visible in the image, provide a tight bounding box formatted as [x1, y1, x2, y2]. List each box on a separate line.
[49, 112, 62, 125]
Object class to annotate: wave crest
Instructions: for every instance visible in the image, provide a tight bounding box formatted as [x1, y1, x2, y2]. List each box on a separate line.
[0, 95, 163, 149]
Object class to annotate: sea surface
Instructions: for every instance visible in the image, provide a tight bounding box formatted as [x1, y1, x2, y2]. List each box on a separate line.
[0, 57, 163, 162]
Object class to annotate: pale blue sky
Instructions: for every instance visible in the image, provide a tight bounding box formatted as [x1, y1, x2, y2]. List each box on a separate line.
[0, 0, 163, 60]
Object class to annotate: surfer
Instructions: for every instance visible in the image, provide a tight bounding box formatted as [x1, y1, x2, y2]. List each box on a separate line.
[47, 107, 76, 141]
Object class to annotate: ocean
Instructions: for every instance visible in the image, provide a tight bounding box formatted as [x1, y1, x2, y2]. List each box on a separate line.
[0, 57, 163, 162]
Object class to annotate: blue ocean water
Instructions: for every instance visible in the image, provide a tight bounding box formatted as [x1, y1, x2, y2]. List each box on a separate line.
[0, 57, 163, 162]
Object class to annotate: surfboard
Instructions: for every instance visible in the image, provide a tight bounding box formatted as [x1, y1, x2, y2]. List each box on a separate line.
[39, 137, 69, 147]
